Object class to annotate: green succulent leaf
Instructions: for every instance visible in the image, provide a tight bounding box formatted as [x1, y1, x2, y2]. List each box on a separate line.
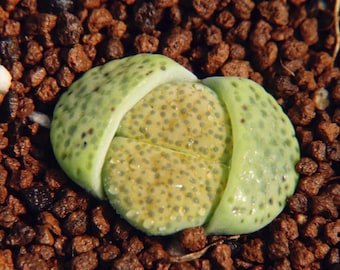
[203, 76, 300, 234]
[50, 54, 197, 198]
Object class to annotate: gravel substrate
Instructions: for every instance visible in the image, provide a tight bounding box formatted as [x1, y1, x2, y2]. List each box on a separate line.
[0, 0, 339, 269]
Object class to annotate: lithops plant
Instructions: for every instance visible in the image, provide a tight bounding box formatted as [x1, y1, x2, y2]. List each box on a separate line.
[50, 53, 300, 236]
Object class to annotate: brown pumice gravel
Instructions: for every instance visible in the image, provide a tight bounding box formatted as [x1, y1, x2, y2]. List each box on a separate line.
[0, 0, 339, 269]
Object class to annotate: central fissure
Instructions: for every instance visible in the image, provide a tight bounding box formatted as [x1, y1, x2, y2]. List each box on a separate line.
[102, 81, 233, 235]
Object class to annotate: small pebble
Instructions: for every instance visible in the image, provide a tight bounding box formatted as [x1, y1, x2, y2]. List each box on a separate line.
[0, 65, 12, 95]
[28, 111, 51, 128]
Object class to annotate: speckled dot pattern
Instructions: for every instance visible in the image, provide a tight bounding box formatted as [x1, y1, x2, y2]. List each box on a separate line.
[117, 81, 232, 162]
[203, 77, 300, 235]
[50, 54, 197, 198]
[103, 137, 228, 235]
[103, 81, 232, 235]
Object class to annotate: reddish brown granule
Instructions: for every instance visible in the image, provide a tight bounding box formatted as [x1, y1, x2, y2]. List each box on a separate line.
[35, 225, 55, 246]
[192, 0, 217, 20]
[271, 215, 299, 241]
[274, 76, 299, 98]
[139, 243, 169, 269]
[38, 211, 61, 236]
[229, 43, 245, 60]
[204, 42, 230, 75]
[6, 220, 36, 246]
[295, 157, 318, 176]
[317, 121, 340, 142]
[8, 169, 33, 190]
[72, 250, 98, 270]
[0, 186, 8, 204]
[122, 236, 144, 255]
[35, 77, 60, 103]
[295, 70, 317, 91]
[25, 66, 47, 88]
[288, 97, 316, 125]
[87, 8, 113, 33]
[216, 10, 236, 29]
[253, 41, 278, 70]
[10, 61, 24, 81]
[324, 220, 340, 246]
[221, 59, 253, 77]
[54, 235, 67, 257]
[281, 38, 309, 60]
[23, 154, 42, 176]
[257, 0, 289, 26]
[299, 18, 319, 45]
[231, 0, 255, 20]
[134, 33, 159, 54]
[298, 173, 325, 196]
[63, 210, 88, 236]
[210, 244, 233, 269]
[82, 0, 101, 9]
[57, 11, 83, 46]
[91, 205, 111, 237]
[97, 243, 120, 262]
[67, 44, 92, 73]
[296, 126, 313, 147]
[267, 231, 289, 260]
[24, 40, 43, 66]
[106, 38, 125, 60]
[310, 239, 330, 260]
[331, 84, 340, 103]
[313, 52, 334, 75]
[52, 190, 88, 219]
[302, 216, 327, 239]
[249, 20, 272, 49]
[0, 249, 14, 269]
[180, 227, 207, 252]
[290, 240, 315, 269]
[56, 65, 75, 87]
[43, 48, 61, 75]
[162, 28, 193, 59]
[241, 238, 264, 263]
[308, 140, 327, 161]
[44, 168, 67, 191]
[228, 20, 251, 42]
[16, 252, 49, 270]
[204, 25, 223, 46]
[30, 244, 55, 261]
[311, 195, 338, 219]
[113, 253, 143, 270]
[72, 235, 100, 254]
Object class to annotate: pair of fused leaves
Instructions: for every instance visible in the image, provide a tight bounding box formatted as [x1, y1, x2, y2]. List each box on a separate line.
[51, 54, 300, 236]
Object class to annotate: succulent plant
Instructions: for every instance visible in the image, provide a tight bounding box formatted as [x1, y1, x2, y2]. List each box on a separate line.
[50, 54, 300, 235]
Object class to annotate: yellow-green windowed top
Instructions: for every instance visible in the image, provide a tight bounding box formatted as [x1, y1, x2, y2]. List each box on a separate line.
[102, 81, 233, 235]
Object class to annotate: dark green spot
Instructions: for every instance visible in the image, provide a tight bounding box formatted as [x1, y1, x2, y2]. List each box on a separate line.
[68, 125, 77, 136]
